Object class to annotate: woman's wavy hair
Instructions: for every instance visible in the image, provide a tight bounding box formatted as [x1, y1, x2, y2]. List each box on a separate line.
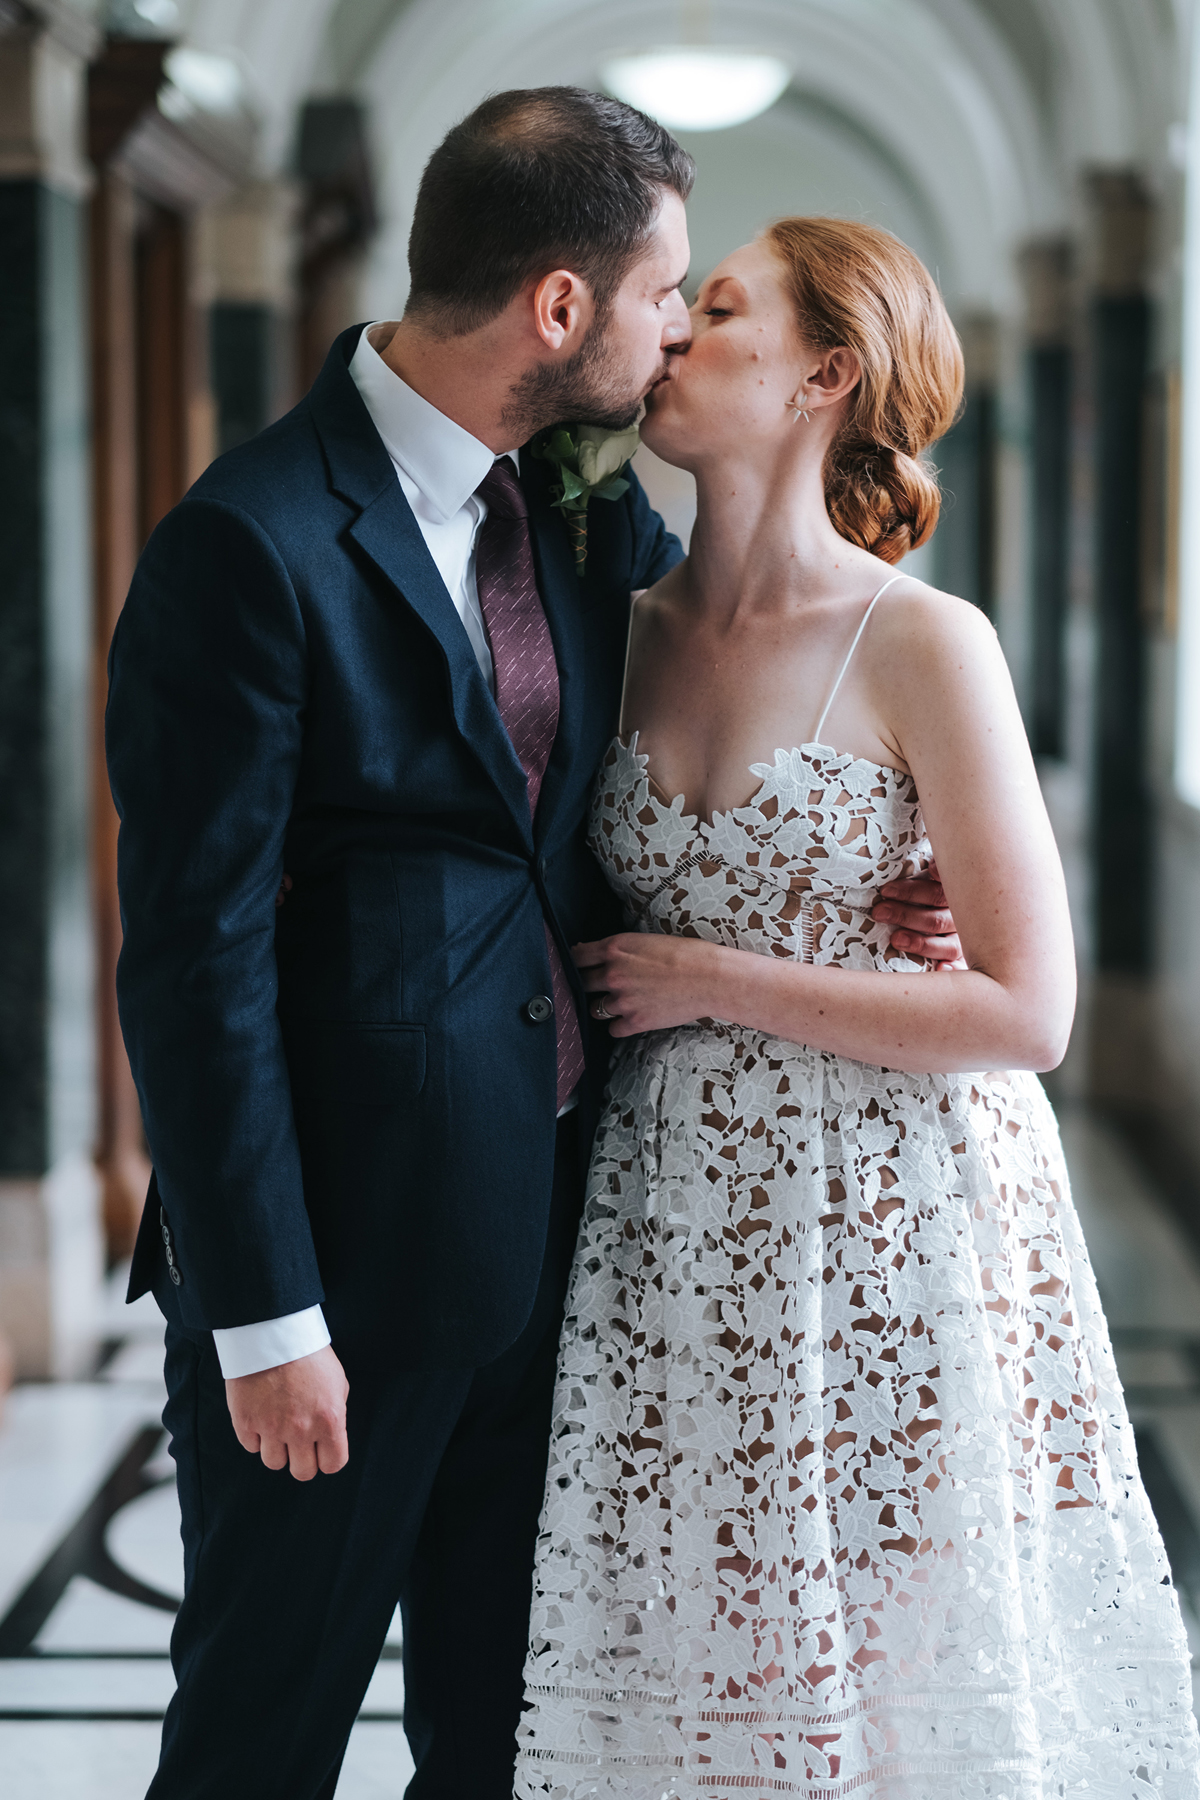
[763, 217, 964, 564]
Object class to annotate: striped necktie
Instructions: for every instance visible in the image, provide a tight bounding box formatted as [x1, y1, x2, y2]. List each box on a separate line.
[474, 458, 586, 1112]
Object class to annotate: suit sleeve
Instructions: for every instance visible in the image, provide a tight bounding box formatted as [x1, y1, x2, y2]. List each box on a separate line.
[106, 496, 323, 1333]
[623, 466, 686, 588]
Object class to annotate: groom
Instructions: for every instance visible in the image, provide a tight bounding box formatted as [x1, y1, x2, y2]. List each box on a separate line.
[107, 86, 962, 1799]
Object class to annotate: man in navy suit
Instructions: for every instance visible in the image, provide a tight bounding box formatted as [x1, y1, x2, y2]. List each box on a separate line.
[107, 86, 960, 1800]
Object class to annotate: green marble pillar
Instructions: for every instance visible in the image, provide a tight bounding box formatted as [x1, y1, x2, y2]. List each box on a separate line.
[0, 13, 102, 1377]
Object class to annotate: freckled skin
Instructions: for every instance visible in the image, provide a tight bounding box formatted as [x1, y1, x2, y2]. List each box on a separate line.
[570, 237, 1076, 1075]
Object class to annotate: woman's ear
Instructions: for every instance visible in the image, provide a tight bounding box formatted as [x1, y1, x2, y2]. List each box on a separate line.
[807, 345, 861, 405]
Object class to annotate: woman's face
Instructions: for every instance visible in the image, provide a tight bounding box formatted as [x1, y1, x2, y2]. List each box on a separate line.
[640, 239, 809, 465]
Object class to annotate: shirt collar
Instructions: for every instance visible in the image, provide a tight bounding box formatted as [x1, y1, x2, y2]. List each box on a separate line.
[348, 323, 517, 523]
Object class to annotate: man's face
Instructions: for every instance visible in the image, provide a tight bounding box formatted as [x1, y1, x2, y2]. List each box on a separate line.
[507, 191, 692, 432]
[596, 190, 692, 415]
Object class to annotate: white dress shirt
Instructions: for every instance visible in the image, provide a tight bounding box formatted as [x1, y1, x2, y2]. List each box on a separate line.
[213, 325, 540, 1380]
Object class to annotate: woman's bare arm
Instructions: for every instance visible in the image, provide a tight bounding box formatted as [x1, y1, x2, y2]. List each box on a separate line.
[574, 591, 1075, 1075]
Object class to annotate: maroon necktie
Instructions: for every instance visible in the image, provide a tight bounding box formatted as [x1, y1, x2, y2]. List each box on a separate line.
[474, 459, 586, 1112]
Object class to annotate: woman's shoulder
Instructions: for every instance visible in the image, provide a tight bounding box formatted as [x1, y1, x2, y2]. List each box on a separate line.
[864, 572, 1000, 670]
[630, 558, 690, 629]
[858, 571, 1015, 742]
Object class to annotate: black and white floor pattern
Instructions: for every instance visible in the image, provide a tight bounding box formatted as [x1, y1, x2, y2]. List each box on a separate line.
[0, 1294, 410, 1795]
[1, 1105, 1198, 1797]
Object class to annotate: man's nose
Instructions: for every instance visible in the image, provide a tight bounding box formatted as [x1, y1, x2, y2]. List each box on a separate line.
[661, 293, 692, 348]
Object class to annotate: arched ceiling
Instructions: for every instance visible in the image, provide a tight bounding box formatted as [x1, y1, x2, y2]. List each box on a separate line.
[173, 0, 1188, 319]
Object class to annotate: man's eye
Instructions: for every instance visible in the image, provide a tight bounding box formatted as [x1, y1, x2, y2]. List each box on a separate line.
[705, 308, 732, 318]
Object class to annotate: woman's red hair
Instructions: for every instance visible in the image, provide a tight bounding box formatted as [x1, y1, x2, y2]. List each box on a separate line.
[763, 217, 964, 564]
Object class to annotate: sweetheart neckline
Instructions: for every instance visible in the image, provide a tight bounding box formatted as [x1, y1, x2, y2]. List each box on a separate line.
[613, 731, 914, 832]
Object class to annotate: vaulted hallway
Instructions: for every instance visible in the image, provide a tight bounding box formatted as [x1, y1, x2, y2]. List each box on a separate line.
[3, 0, 1200, 1792]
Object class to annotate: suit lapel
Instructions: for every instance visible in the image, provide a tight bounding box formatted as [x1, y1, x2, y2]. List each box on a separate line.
[522, 451, 586, 842]
[348, 488, 531, 829]
[309, 330, 532, 836]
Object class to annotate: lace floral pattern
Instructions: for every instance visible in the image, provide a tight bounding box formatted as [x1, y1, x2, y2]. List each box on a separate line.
[514, 736, 1200, 1799]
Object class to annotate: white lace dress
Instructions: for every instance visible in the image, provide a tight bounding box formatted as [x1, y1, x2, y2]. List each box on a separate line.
[514, 728, 1200, 1799]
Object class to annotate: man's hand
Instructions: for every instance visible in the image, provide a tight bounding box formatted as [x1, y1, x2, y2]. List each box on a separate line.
[871, 860, 964, 969]
[226, 1344, 349, 1481]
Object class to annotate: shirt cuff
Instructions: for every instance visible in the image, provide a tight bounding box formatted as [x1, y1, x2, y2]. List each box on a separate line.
[211, 1305, 331, 1379]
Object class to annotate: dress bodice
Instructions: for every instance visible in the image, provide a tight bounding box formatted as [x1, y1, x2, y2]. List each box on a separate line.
[588, 732, 934, 973]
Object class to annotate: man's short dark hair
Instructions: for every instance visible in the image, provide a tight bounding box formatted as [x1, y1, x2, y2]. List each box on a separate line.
[406, 86, 695, 337]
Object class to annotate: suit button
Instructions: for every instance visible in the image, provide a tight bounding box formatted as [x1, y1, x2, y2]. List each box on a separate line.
[169, 1266, 182, 1287]
[524, 994, 554, 1024]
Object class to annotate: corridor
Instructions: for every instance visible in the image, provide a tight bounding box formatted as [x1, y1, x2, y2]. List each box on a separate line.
[5, 0, 1200, 1791]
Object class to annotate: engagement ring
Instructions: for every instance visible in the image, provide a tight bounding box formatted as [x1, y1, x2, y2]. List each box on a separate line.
[593, 998, 613, 1020]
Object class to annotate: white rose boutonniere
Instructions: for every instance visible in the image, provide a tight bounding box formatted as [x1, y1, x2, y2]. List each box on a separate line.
[531, 410, 643, 577]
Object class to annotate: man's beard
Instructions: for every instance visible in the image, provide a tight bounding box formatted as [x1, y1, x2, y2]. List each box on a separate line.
[501, 315, 664, 439]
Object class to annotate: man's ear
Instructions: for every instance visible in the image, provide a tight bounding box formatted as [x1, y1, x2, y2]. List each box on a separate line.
[531, 268, 592, 352]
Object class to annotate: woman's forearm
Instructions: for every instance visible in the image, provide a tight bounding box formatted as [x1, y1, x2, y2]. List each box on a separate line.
[700, 940, 1071, 1074]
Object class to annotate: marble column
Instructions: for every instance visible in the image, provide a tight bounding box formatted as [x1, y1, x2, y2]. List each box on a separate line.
[1087, 172, 1154, 978]
[0, 7, 104, 1379]
[1080, 170, 1167, 1120]
[196, 178, 299, 452]
[932, 313, 998, 618]
[1021, 239, 1074, 760]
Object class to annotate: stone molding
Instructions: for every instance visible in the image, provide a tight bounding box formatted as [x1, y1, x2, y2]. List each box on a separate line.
[0, 1154, 102, 1380]
[194, 178, 300, 310]
[0, 21, 91, 196]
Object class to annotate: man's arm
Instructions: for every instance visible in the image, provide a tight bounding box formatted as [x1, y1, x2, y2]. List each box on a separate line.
[108, 498, 346, 1478]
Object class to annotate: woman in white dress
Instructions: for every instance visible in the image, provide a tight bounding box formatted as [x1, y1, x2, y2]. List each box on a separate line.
[513, 217, 1200, 1799]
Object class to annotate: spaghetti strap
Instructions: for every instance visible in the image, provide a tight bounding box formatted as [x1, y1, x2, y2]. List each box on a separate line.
[617, 589, 643, 738]
[812, 573, 906, 744]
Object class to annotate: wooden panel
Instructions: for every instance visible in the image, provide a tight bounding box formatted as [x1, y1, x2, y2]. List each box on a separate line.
[88, 39, 169, 169]
[90, 166, 151, 1259]
[135, 202, 188, 542]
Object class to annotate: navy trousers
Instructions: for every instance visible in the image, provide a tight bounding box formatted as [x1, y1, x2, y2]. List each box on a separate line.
[147, 1113, 583, 1799]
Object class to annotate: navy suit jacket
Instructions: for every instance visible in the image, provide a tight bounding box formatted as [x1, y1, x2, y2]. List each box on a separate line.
[107, 326, 683, 1367]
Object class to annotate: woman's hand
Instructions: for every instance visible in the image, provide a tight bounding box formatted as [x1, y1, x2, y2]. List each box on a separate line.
[573, 933, 726, 1038]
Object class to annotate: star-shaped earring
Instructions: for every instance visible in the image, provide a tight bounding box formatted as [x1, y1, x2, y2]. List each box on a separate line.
[786, 387, 811, 423]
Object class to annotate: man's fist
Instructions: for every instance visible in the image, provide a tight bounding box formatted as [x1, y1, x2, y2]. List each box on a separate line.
[226, 1344, 349, 1481]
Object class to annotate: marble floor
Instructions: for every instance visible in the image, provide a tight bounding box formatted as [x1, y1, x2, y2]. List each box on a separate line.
[1, 1104, 1198, 1797]
[0, 1284, 411, 1797]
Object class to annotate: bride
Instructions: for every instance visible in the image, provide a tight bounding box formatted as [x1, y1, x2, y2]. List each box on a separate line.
[513, 218, 1199, 1798]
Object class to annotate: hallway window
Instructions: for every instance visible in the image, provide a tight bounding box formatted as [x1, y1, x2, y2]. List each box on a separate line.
[1177, 27, 1200, 808]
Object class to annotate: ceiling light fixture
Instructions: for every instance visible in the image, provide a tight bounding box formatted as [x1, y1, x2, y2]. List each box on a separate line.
[161, 48, 246, 116]
[601, 48, 791, 132]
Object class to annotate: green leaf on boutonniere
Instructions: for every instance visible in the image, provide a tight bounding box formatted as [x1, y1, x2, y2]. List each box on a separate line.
[530, 412, 643, 576]
[592, 476, 630, 502]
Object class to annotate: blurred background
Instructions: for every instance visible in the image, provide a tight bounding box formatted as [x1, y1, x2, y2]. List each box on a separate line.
[3, 0, 1200, 1792]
